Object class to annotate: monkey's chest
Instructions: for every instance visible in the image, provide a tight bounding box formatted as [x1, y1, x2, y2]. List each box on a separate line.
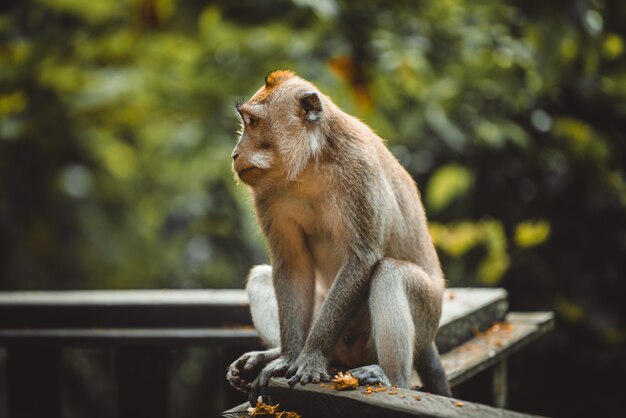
[306, 234, 343, 284]
[275, 195, 344, 284]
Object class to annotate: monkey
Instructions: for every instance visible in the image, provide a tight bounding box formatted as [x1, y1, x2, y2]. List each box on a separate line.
[226, 70, 451, 405]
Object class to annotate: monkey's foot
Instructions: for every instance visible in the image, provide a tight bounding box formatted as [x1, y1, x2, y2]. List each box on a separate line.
[250, 356, 292, 405]
[227, 349, 280, 393]
[347, 364, 391, 387]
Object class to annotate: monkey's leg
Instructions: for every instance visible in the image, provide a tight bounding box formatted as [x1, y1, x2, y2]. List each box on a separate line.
[369, 258, 451, 396]
[246, 264, 280, 348]
[368, 259, 417, 388]
[226, 265, 281, 393]
[415, 343, 451, 396]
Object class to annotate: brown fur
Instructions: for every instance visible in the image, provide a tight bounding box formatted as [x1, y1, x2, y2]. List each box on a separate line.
[228, 71, 451, 403]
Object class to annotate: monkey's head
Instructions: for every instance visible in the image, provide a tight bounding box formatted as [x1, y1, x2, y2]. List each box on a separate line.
[232, 70, 327, 188]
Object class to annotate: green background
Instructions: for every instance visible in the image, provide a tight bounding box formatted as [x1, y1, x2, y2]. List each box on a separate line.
[1, 0, 624, 417]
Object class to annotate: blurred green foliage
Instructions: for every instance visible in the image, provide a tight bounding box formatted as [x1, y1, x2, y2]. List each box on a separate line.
[1, 0, 626, 416]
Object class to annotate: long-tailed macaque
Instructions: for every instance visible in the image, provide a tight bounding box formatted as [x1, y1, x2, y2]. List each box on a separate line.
[226, 70, 451, 404]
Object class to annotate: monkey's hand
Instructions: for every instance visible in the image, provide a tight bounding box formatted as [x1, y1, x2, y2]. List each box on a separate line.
[348, 364, 391, 387]
[249, 356, 292, 405]
[285, 351, 331, 387]
[227, 348, 280, 393]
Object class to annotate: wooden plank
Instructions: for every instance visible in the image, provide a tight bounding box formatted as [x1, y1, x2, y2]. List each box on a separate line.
[221, 402, 250, 418]
[0, 289, 249, 305]
[222, 311, 553, 418]
[223, 387, 541, 418]
[492, 360, 508, 408]
[0, 328, 260, 346]
[0, 290, 251, 328]
[0, 288, 506, 351]
[436, 288, 508, 353]
[264, 378, 543, 418]
[438, 312, 554, 388]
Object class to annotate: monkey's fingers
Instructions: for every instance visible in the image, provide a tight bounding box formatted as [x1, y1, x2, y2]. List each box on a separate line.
[249, 366, 276, 404]
[309, 372, 322, 384]
[226, 371, 249, 393]
[228, 353, 251, 376]
[243, 352, 267, 372]
[249, 376, 262, 405]
[256, 369, 275, 405]
[288, 365, 332, 386]
[287, 371, 302, 386]
[285, 364, 298, 379]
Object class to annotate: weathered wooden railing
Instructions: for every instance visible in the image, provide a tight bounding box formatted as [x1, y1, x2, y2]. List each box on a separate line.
[0, 289, 553, 418]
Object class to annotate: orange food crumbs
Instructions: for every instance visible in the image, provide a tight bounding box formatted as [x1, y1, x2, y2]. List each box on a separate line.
[319, 383, 326, 387]
[249, 401, 279, 416]
[331, 372, 359, 391]
[471, 321, 515, 348]
[248, 401, 302, 418]
[414, 395, 421, 401]
[448, 292, 456, 300]
[456, 402, 464, 407]
[275, 412, 302, 418]
[362, 385, 391, 395]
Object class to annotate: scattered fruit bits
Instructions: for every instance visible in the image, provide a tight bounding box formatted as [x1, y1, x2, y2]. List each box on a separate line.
[319, 383, 326, 387]
[331, 372, 359, 391]
[249, 401, 279, 416]
[414, 395, 421, 401]
[362, 385, 391, 395]
[248, 402, 302, 418]
[275, 412, 302, 418]
[471, 321, 515, 348]
[455, 401, 464, 408]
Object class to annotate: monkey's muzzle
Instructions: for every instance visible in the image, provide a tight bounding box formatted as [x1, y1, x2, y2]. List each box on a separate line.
[235, 165, 261, 184]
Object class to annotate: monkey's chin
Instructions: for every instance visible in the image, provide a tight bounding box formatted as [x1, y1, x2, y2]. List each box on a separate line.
[237, 167, 264, 186]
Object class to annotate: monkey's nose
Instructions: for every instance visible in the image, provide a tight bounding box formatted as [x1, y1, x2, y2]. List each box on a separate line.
[231, 151, 239, 161]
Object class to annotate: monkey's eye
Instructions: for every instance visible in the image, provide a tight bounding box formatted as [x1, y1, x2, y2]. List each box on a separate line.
[247, 115, 258, 127]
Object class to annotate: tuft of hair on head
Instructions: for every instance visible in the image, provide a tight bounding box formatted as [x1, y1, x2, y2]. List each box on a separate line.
[264, 70, 296, 89]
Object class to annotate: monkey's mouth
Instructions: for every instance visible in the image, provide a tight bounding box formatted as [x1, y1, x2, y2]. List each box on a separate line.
[236, 166, 261, 183]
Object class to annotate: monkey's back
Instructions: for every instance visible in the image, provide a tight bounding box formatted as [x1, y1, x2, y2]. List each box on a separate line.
[345, 122, 443, 283]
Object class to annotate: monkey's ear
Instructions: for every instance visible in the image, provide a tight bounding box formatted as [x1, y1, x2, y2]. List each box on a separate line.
[300, 91, 322, 123]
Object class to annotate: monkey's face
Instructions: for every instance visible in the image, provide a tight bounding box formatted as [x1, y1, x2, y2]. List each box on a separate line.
[231, 101, 276, 187]
[231, 72, 324, 189]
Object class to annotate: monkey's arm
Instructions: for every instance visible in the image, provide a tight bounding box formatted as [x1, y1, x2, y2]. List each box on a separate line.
[286, 253, 377, 385]
[250, 219, 316, 403]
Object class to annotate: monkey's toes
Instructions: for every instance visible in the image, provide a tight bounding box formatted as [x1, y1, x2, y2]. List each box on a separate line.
[227, 371, 252, 393]
[348, 365, 391, 387]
